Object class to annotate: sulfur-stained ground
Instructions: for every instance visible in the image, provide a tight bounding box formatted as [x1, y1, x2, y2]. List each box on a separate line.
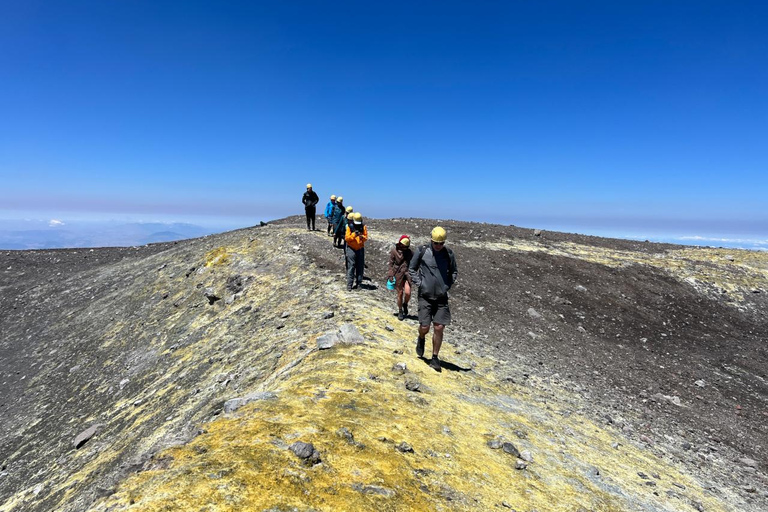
[0, 216, 766, 511]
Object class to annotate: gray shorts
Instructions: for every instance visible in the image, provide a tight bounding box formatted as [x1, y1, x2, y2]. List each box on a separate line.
[418, 295, 451, 326]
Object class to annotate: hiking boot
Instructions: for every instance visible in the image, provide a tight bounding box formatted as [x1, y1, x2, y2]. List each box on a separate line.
[398, 308, 404, 321]
[429, 356, 442, 372]
[402, 304, 408, 317]
[416, 337, 425, 357]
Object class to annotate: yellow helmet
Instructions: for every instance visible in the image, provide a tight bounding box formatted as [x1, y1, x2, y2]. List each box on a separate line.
[400, 237, 410, 247]
[330, 194, 336, 200]
[336, 196, 343, 202]
[306, 183, 312, 189]
[345, 205, 353, 213]
[431, 226, 447, 243]
[352, 212, 363, 223]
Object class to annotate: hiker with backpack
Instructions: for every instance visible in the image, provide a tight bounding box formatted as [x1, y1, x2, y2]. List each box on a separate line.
[323, 195, 337, 236]
[387, 235, 414, 321]
[408, 227, 457, 372]
[302, 184, 319, 231]
[345, 212, 368, 290]
[330, 196, 346, 248]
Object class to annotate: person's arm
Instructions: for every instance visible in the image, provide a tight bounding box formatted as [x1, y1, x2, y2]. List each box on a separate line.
[387, 249, 396, 279]
[447, 250, 458, 289]
[408, 247, 422, 287]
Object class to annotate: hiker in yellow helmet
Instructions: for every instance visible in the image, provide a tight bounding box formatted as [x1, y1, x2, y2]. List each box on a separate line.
[345, 212, 368, 290]
[387, 235, 414, 321]
[331, 196, 345, 248]
[408, 226, 457, 372]
[302, 184, 319, 231]
[323, 195, 337, 236]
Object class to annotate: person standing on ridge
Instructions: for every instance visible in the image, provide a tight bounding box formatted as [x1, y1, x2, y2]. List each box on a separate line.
[331, 196, 345, 248]
[387, 235, 414, 321]
[408, 226, 457, 372]
[337, 205, 354, 265]
[302, 184, 319, 231]
[324, 195, 337, 236]
[345, 212, 368, 290]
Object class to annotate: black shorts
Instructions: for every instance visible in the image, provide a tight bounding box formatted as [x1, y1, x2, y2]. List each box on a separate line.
[418, 295, 451, 326]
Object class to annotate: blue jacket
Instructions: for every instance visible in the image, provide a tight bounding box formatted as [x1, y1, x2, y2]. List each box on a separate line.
[331, 203, 345, 226]
[324, 200, 336, 218]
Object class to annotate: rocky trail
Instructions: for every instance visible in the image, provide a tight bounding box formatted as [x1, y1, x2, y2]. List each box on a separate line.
[1, 216, 766, 511]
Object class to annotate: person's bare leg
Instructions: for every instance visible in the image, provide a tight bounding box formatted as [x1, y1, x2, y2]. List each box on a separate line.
[397, 288, 403, 309]
[403, 281, 411, 307]
[418, 324, 430, 338]
[432, 323, 444, 357]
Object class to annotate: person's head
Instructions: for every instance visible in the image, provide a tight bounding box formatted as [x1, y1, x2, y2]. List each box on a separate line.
[352, 212, 363, 226]
[397, 235, 411, 249]
[336, 196, 343, 203]
[431, 226, 446, 250]
[330, 194, 336, 202]
[306, 183, 312, 190]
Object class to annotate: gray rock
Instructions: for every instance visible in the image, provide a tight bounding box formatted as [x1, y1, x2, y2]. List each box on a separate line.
[502, 442, 521, 457]
[316, 333, 340, 350]
[527, 331, 538, 340]
[223, 391, 277, 413]
[392, 362, 407, 374]
[739, 457, 759, 468]
[487, 439, 503, 450]
[73, 424, 104, 449]
[395, 442, 414, 453]
[694, 379, 706, 387]
[527, 308, 542, 319]
[533, 229, 542, 237]
[577, 326, 587, 333]
[339, 323, 365, 344]
[405, 378, 421, 392]
[322, 311, 334, 319]
[203, 288, 220, 304]
[515, 458, 528, 470]
[351, 483, 395, 497]
[385, 325, 395, 332]
[289, 441, 321, 464]
[574, 285, 588, 293]
[280, 311, 291, 319]
[520, 450, 533, 462]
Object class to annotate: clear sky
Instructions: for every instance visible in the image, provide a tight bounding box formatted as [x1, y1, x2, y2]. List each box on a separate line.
[1, 1, 766, 240]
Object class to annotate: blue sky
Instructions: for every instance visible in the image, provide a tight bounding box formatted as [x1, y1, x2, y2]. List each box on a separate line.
[1, 1, 766, 241]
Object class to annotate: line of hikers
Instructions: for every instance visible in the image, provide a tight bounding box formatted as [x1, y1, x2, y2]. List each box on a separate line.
[304, 184, 458, 372]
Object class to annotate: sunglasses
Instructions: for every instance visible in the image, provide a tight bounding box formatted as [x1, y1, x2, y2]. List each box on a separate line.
[432, 241, 445, 246]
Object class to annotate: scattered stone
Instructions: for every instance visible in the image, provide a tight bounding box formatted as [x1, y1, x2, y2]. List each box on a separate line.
[527, 308, 542, 320]
[339, 323, 365, 344]
[223, 391, 277, 413]
[574, 285, 588, 293]
[322, 311, 334, 319]
[73, 424, 104, 449]
[280, 311, 291, 319]
[640, 435, 653, 445]
[527, 331, 538, 340]
[533, 229, 542, 237]
[577, 326, 587, 333]
[289, 441, 321, 464]
[515, 459, 528, 470]
[395, 442, 414, 453]
[694, 379, 706, 388]
[316, 333, 340, 350]
[520, 450, 533, 462]
[203, 288, 220, 305]
[392, 362, 407, 374]
[405, 378, 421, 392]
[336, 427, 357, 445]
[738, 457, 758, 468]
[554, 296, 572, 305]
[638, 472, 649, 479]
[502, 442, 521, 458]
[384, 325, 395, 332]
[487, 439, 503, 450]
[351, 483, 395, 497]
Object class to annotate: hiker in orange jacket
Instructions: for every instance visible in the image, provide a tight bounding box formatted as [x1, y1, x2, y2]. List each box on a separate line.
[345, 212, 368, 290]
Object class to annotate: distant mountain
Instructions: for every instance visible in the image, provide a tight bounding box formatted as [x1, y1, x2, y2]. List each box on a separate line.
[0, 220, 225, 249]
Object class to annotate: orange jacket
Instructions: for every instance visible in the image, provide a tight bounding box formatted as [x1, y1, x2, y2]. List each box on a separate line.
[345, 224, 368, 250]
